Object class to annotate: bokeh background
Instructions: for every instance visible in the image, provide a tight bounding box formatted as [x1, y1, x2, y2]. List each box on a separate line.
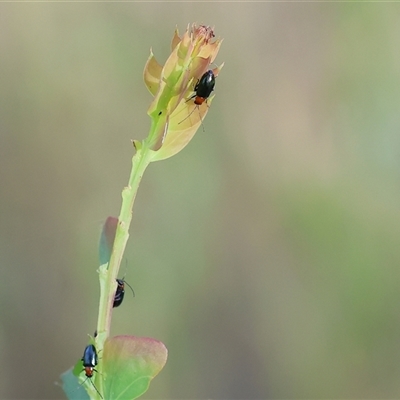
[1, 2, 400, 399]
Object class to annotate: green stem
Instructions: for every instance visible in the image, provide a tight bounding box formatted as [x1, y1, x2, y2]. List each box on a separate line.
[96, 145, 152, 344]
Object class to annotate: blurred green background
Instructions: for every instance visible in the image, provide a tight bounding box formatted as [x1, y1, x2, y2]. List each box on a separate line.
[1, 3, 400, 399]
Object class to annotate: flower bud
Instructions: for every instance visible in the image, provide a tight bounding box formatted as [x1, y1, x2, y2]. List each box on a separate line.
[143, 24, 223, 161]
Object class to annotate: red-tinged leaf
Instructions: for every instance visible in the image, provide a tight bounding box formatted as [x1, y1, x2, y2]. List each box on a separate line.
[143, 50, 163, 97]
[103, 335, 168, 400]
[99, 216, 118, 265]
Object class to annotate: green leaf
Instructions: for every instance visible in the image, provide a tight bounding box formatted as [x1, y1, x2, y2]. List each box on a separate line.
[72, 357, 84, 377]
[103, 335, 168, 400]
[149, 96, 214, 162]
[99, 216, 118, 265]
[60, 368, 90, 400]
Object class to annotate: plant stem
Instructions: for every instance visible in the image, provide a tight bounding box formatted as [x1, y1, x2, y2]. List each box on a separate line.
[96, 145, 152, 345]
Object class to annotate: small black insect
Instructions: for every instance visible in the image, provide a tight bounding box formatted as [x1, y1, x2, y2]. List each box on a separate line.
[179, 70, 216, 129]
[191, 70, 215, 105]
[113, 278, 135, 308]
[81, 344, 102, 398]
